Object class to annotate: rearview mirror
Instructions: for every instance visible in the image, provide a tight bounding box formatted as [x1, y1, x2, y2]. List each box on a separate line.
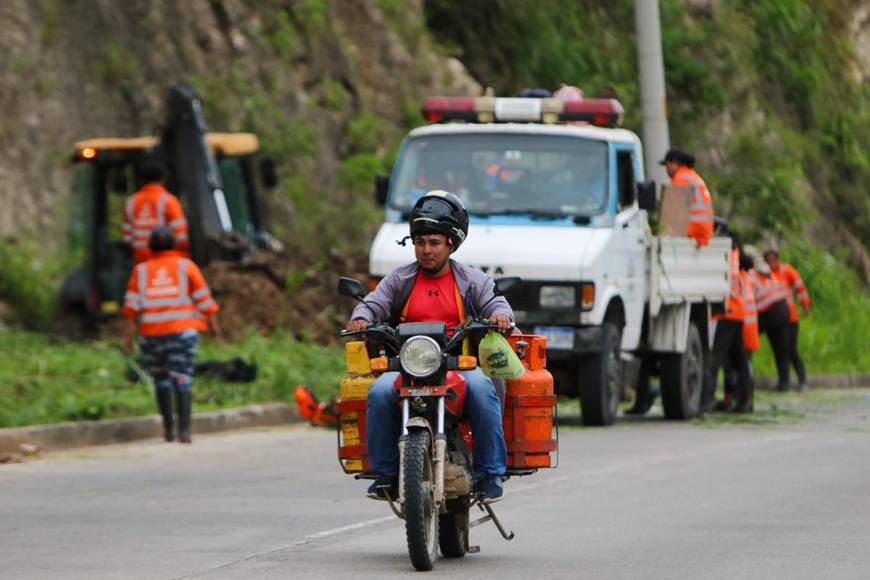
[260, 158, 279, 188]
[494, 277, 522, 297]
[337, 277, 366, 301]
[374, 174, 389, 206]
[637, 180, 657, 212]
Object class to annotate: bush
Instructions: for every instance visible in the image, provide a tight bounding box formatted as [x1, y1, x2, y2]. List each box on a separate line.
[0, 241, 73, 330]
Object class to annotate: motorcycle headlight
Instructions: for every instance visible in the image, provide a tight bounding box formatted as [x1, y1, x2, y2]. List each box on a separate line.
[540, 285, 575, 308]
[399, 336, 442, 378]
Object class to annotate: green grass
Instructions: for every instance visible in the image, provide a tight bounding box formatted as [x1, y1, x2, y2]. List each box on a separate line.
[693, 389, 864, 428]
[0, 329, 345, 429]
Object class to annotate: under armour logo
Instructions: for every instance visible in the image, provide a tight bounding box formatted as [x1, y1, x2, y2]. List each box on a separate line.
[427, 289, 440, 297]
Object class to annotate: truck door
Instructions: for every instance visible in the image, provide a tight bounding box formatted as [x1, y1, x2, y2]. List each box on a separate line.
[613, 146, 646, 349]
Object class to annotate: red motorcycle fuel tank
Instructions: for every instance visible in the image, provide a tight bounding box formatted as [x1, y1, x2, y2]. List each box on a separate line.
[503, 334, 557, 469]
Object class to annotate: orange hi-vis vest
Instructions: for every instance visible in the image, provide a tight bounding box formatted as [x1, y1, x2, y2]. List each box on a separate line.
[672, 166, 713, 246]
[741, 270, 760, 352]
[121, 252, 219, 337]
[714, 248, 744, 322]
[122, 184, 190, 264]
[772, 262, 810, 323]
[748, 269, 786, 313]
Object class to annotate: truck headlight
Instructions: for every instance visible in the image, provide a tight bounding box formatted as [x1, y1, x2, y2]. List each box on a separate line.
[539, 285, 575, 308]
[399, 336, 442, 377]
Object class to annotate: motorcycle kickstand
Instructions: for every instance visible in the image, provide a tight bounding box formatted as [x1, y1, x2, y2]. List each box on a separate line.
[469, 499, 515, 541]
[385, 496, 405, 519]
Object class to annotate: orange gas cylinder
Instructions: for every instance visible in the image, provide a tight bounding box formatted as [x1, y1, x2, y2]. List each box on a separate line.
[503, 334, 557, 469]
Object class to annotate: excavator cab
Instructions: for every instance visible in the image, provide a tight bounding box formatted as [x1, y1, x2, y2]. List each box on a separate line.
[62, 126, 276, 321]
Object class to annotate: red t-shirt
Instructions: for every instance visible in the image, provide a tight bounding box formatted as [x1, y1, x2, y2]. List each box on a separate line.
[403, 269, 462, 329]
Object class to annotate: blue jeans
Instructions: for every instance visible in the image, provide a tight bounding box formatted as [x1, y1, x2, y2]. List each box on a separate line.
[366, 368, 507, 480]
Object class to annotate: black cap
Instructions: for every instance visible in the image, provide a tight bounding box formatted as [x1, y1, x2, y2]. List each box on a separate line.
[148, 225, 175, 253]
[658, 148, 695, 168]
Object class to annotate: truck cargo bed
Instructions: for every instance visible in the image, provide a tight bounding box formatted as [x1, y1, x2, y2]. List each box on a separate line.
[649, 236, 730, 315]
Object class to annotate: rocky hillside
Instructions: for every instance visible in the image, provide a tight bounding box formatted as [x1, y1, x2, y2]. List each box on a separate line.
[427, 0, 870, 285]
[0, 0, 868, 334]
[0, 0, 477, 251]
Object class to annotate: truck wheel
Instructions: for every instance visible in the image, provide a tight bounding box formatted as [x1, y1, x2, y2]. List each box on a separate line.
[660, 323, 704, 420]
[577, 321, 622, 426]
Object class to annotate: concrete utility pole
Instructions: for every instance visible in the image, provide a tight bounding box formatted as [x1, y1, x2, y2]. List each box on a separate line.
[635, 0, 670, 184]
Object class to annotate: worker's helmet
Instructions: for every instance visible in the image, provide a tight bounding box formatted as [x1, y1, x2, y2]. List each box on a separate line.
[409, 191, 469, 253]
[148, 226, 175, 253]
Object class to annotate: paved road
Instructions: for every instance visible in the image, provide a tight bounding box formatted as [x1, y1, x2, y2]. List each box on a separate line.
[2, 390, 870, 579]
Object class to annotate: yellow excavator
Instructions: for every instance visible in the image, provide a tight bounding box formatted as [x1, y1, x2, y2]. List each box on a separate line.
[61, 84, 279, 323]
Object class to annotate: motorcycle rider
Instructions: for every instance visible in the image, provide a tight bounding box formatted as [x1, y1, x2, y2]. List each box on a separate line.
[346, 191, 513, 503]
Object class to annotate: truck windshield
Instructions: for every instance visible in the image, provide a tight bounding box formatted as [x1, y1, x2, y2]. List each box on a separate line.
[390, 133, 608, 217]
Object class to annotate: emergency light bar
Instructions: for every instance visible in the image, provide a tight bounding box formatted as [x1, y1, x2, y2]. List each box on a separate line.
[421, 96, 624, 127]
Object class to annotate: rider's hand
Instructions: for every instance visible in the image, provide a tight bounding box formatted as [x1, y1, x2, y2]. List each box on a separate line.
[347, 319, 369, 333]
[489, 313, 511, 333]
[801, 304, 810, 317]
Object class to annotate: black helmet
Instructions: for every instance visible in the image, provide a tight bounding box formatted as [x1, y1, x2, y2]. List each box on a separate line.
[148, 225, 175, 253]
[409, 190, 469, 253]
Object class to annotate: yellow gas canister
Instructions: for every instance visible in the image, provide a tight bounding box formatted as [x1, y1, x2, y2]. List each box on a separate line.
[337, 341, 377, 473]
[503, 334, 558, 469]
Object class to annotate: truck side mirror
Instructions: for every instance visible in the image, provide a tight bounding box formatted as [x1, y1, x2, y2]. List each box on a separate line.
[374, 174, 389, 206]
[637, 181, 657, 212]
[260, 158, 279, 188]
[337, 277, 366, 301]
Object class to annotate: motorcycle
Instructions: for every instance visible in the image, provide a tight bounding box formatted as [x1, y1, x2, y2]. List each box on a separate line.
[337, 276, 556, 571]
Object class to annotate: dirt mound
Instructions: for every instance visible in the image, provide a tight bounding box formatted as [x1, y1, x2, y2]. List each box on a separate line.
[204, 250, 368, 343]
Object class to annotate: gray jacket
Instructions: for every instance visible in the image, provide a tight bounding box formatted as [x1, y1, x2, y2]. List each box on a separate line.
[351, 260, 514, 326]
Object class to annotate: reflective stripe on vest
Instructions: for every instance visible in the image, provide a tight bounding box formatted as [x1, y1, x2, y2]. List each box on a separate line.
[138, 259, 193, 309]
[141, 310, 205, 323]
[679, 170, 714, 224]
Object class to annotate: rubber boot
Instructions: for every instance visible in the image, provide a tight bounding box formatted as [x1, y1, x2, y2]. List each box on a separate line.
[713, 393, 735, 413]
[156, 388, 175, 442]
[699, 374, 717, 414]
[176, 390, 193, 444]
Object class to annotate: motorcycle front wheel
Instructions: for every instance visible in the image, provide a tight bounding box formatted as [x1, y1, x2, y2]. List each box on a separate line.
[404, 429, 438, 571]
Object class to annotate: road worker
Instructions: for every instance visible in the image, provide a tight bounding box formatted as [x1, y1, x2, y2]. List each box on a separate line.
[764, 250, 811, 391]
[121, 227, 220, 443]
[702, 229, 753, 413]
[660, 149, 714, 246]
[744, 245, 791, 391]
[719, 249, 761, 411]
[122, 158, 190, 264]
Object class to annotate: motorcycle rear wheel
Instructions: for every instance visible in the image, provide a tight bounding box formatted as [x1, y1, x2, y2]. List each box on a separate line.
[438, 509, 469, 558]
[404, 429, 438, 571]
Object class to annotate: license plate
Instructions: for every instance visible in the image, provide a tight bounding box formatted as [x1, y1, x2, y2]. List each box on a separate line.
[533, 326, 575, 350]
